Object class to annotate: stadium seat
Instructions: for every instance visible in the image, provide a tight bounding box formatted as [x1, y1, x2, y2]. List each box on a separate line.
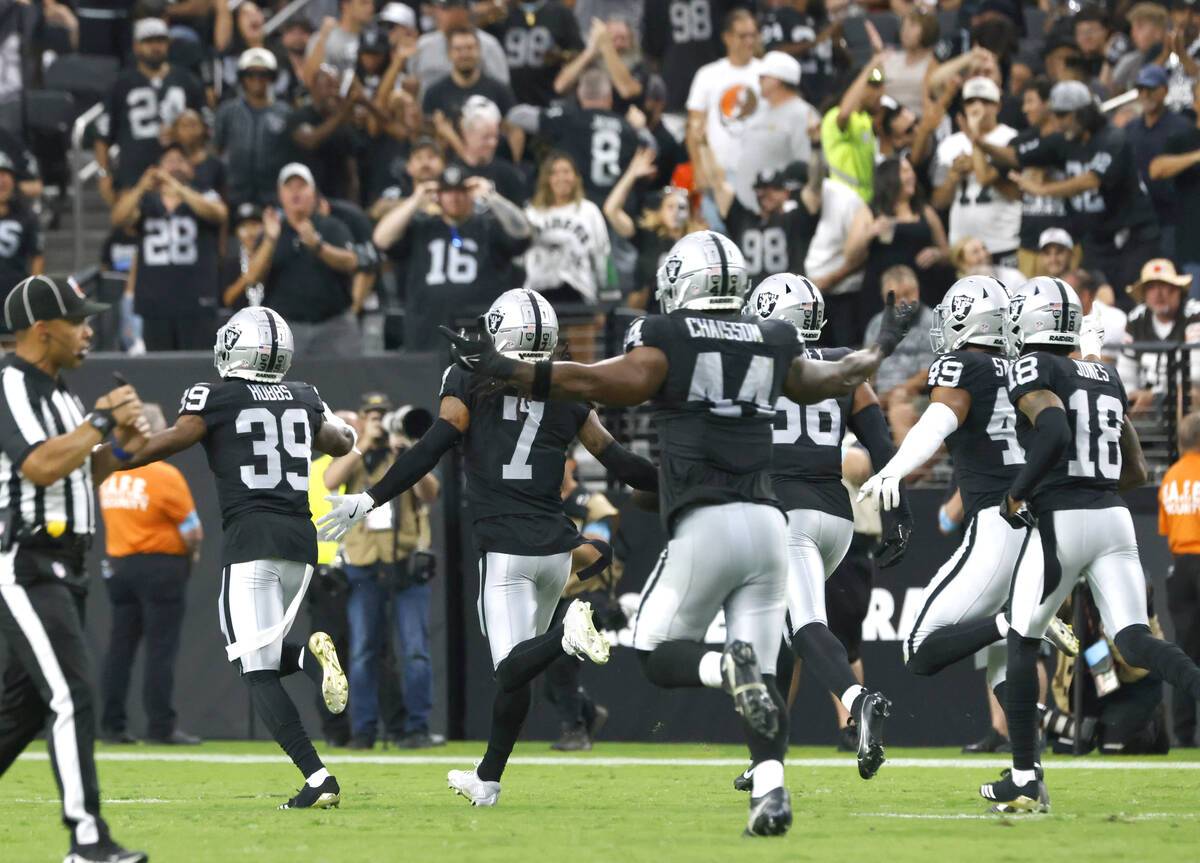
[25, 90, 77, 137]
[43, 54, 120, 111]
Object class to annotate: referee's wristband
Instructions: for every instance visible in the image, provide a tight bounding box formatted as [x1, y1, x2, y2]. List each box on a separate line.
[110, 443, 134, 461]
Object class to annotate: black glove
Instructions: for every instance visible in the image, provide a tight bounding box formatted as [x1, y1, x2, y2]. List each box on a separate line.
[1000, 494, 1037, 530]
[581, 590, 628, 632]
[874, 290, 918, 357]
[874, 506, 912, 569]
[438, 318, 517, 378]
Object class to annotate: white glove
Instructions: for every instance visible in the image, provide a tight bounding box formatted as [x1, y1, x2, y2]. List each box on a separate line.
[857, 472, 903, 511]
[1079, 308, 1105, 360]
[316, 492, 376, 541]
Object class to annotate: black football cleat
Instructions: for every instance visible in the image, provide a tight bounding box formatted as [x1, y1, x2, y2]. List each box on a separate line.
[64, 839, 148, 863]
[279, 775, 341, 809]
[744, 787, 792, 837]
[979, 768, 1049, 814]
[721, 641, 778, 739]
[854, 691, 891, 780]
[733, 766, 753, 793]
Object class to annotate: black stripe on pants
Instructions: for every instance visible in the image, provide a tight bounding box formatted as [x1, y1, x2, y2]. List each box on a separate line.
[0, 572, 108, 847]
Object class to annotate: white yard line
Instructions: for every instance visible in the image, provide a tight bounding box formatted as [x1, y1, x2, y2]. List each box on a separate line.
[16, 752, 1200, 769]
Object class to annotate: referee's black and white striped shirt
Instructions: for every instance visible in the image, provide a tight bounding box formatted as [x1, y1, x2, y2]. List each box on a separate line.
[0, 354, 95, 552]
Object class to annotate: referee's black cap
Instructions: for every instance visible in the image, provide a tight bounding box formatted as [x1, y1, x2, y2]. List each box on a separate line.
[4, 275, 110, 332]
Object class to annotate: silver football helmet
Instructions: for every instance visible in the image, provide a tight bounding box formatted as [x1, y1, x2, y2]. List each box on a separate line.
[743, 273, 825, 341]
[931, 275, 1011, 354]
[656, 231, 751, 314]
[214, 306, 294, 383]
[483, 288, 558, 360]
[1008, 276, 1082, 354]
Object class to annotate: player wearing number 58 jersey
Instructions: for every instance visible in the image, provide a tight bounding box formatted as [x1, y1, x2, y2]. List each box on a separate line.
[318, 289, 658, 807]
[438, 232, 917, 836]
[111, 307, 357, 810]
[978, 277, 1200, 813]
[743, 274, 909, 783]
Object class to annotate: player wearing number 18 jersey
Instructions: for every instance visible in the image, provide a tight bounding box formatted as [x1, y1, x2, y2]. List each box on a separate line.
[114, 307, 356, 809]
[438, 232, 917, 836]
[318, 289, 657, 806]
[980, 277, 1200, 813]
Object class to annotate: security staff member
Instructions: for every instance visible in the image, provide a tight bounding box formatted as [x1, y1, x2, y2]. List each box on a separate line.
[98, 404, 203, 746]
[1159, 412, 1200, 747]
[0, 275, 150, 863]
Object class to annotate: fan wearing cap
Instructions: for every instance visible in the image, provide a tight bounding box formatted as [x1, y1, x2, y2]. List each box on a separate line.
[241, 163, 361, 353]
[932, 76, 1021, 267]
[0, 275, 152, 863]
[821, 52, 887, 204]
[0, 152, 44, 303]
[109, 143, 227, 351]
[1127, 64, 1190, 254]
[730, 51, 815, 211]
[213, 48, 294, 209]
[1119, 259, 1200, 417]
[1151, 80, 1200, 286]
[372, 164, 532, 350]
[979, 80, 1160, 306]
[95, 18, 205, 205]
[700, 135, 818, 281]
[215, 0, 274, 94]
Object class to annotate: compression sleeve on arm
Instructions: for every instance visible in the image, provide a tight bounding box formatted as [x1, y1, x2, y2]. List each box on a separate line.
[875, 400, 959, 479]
[848, 402, 897, 471]
[1008, 406, 1071, 502]
[595, 440, 659, 492]
[366, 418, 461, 506]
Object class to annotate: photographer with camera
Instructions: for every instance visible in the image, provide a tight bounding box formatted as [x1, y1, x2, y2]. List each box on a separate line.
[323, 393, 441, 749]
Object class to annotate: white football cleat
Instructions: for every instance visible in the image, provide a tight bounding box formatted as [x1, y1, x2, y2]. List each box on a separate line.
[448, 768, 501, 806]
[308, 631, 348, 714]
[561, 599, 610, 665]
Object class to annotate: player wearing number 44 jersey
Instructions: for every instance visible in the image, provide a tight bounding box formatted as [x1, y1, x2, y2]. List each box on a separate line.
[438, 232, 917, 836]
[978, 277, 1200, 814]
[319, 289, 658, 806]
[861, 276, 1077, 699]
[111, 307, 356, 810]
[742, 274, 910, 784]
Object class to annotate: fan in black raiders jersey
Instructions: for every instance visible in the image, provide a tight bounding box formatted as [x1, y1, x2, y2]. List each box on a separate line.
[489, 0, 583, 106]
[976, 277, 1200, 813]
[318, 288, 657, 807]
[439, 231, 917, 836]
[859, 277, 1077, 706]
[740, 274, 910, 784]
[106, 307, 357, 810]
[95, 18, 205, 198]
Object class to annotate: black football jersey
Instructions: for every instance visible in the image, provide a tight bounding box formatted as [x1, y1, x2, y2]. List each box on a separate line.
[178, 379, 326, 566]
[624, 311, 803, 533]
[440, 365, 590, 554]
[926, 349, 1024, 523]
[643, 0, 738, 111]
[104, 67, 205, 189]
[0, 201, 42, 291]
[724, 200, 817, 281]
[493, 1, 583, 107]
[771, 347, 854, 520]
[538, 106, 640, 206]
[757, 6, 835, 107]
[134, 189, 221, 317]
[1007, 351, 1127, 513]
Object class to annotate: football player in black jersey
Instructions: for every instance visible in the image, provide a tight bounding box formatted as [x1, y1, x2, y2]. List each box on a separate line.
[742, 274, 909, 782]
[107, 308, 357, 809]
[439, 231, 916, 835]
[318, 289, 658, 807]
[978, 277, 1200, 812]
[860, 277, 1077, 694]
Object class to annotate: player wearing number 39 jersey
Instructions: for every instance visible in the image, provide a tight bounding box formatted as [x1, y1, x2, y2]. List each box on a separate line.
[318, 289, 658, 808]
[113, 307, 357, 810]
[438, 232, 918, 836]
[979, 277, 1200, 814]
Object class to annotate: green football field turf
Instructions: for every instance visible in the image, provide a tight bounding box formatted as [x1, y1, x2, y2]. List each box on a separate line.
[5, 741, 1200, 862]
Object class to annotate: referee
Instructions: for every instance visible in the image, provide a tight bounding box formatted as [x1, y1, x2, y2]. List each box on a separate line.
[0, 275, 150, 863]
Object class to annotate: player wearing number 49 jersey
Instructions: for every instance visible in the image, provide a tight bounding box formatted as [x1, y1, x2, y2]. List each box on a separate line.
[319, 289, 657, 806]
[979, 277, 1200, 814]
[111, 307, 357, 810]
[438, 232, 917, 836]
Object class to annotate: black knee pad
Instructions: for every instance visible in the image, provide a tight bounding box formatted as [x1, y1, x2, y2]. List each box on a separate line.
[1114, 624, 1153, 667]
[635, 649, 652, 675]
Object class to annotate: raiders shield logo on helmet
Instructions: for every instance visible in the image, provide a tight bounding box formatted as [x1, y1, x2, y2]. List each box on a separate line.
[755, 291, 778, 317]
[951, 294, 974, 321]
[664, 257, 683, 284]
[223, 326, 240, 351]
[1009, 295, 1026, 320]
[486, 310, 504, 334]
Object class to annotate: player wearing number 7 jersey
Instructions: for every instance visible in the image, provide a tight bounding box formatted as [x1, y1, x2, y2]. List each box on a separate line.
[979, 276, 1200, 813]
[108, 307, 357, 809]
[436, 232, 917, 836]
[318, 289, 658, 807]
